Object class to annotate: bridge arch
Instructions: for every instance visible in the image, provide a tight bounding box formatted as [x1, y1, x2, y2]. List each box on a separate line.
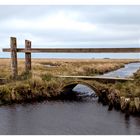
[62, 80, 100, 96]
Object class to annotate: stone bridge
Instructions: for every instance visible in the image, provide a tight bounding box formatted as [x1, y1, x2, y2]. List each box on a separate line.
[61, 79, 110, 96]
[58, 75, 133, 95]
[61, 78, 121, 106]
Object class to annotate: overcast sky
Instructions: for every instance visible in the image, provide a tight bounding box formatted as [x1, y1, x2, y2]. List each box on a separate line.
[0, 5, 140, 58]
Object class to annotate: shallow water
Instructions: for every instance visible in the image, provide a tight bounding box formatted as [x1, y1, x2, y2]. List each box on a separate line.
[101, 62, 140, 78]
[0, 100, 140, 135]
[0, 62, 140, 135]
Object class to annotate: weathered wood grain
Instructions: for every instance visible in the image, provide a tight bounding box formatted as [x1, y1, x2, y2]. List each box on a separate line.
[25, 40, 31, 72]
[3, 47, 140, 53]
[10, 37, 18, 79]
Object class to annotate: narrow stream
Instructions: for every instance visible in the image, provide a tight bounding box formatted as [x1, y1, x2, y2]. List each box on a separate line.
[73, 62, 140, 98]
[101, 62, 140, 78]
[0, 62, 140, 135]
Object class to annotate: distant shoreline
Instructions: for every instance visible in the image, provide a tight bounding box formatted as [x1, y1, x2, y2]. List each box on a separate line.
[0, 58, 140, 60]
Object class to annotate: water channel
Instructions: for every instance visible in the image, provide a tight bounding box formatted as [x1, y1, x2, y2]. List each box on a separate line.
[0, 62, 140, 135]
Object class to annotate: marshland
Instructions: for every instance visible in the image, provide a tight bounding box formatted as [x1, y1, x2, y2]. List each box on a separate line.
[0, 58, 140, 135]
[0, 58, 140, 113]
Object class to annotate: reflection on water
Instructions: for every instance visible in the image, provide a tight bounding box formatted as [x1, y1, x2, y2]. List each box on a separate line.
[0, 101, 140, 135]
[73, 84, 95, 95]
[73, 84, 98, 100]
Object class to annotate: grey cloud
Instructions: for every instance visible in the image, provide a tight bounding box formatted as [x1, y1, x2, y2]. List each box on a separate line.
[1, 5, 140, 24]
[0, 5, 140, 48]
[74, 6, 140, 25]
[0, 24, 139, 42]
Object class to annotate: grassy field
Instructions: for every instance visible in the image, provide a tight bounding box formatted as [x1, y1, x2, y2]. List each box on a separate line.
[0, 58, 139, 79]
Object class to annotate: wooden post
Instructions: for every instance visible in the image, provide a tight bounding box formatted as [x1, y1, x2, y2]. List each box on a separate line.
[10, 37, 18, 79]
[25, 40, 31, 73]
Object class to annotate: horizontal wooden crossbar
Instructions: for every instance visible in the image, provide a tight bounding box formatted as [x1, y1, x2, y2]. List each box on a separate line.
[3, 48, 140, 53]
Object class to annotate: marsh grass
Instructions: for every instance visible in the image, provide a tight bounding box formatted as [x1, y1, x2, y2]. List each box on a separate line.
[0, 58, 140, 104]
[0, 75, 65, 104]
[113, 69, 140, 98]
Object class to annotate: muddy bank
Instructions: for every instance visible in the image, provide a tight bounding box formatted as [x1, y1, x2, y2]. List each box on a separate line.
[0, 81, 140, 116]
[0, 86, 88, 106]
[98, 88, 140, 116]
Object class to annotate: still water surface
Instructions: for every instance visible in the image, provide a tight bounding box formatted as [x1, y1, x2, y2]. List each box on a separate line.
[0, 62, 140, 135]
[0, 101, 140, 135]
[102, 62, 140, 78]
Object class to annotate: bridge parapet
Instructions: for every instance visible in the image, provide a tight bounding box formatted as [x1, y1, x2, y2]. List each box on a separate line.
[57, 75, 134, 84]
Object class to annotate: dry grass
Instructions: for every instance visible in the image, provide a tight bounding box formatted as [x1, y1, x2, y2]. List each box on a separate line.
[29, 58, 139, 77]
[0, 58, 139, 79]
[112, 68, 140, 98]
[0, 58, 140, 104]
